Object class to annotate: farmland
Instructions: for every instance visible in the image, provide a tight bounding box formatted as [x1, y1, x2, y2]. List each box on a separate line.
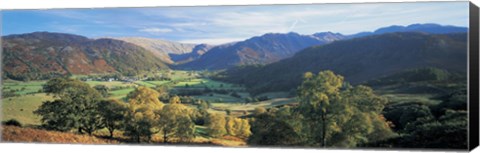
[2, 69, 455, 127]
[1, 70, 296, 126]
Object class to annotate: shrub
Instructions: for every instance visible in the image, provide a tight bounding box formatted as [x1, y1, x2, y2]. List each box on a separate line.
[2, 119, 22, 127]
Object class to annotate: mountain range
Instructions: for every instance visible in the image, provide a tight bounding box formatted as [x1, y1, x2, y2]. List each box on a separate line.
[353, 23, 468, 37]
[176, 32, 345, 70]
[177, 23, 467, 70]
[1, 23, 468, 81]
[218, 32, 467, 94]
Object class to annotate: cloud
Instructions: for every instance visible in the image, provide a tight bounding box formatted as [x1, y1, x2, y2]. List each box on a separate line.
[139, 27, 173, 33]
[3, 2, 468, 44]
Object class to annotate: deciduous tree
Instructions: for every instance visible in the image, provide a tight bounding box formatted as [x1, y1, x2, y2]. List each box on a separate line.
[206, 113, 226, 137]
[35, 78, 104, 135]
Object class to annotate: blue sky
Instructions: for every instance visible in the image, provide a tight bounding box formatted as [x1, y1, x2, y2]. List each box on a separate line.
[1, 2, 469, 45]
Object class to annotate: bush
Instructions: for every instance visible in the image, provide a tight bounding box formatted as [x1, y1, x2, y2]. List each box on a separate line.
[2, 119, 22, 127]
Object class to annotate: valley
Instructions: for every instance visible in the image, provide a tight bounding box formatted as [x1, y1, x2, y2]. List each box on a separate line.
[2, 70, 296, 126]
[1, 23, 469, 149]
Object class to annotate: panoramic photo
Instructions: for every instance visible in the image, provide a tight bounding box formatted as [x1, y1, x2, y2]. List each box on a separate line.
[1, 1, 470, 150]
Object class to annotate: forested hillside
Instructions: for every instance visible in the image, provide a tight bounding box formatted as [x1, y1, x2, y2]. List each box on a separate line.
[218, 32, 467, 94]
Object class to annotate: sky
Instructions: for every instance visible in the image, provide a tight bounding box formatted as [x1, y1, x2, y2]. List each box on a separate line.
[1, 1, 469, 45]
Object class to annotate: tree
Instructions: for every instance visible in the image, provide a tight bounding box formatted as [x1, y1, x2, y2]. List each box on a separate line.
[296, 71, 394, 147]
[34, 78, 104, 135]
[225, 116, 236, 136]
[98, 100, 127, 138]
[237, 118, 252, 138]
[126, 86, 164, 109]
[206, 113, 227, 137]
[383, 102, 433, 130]
[248, 113, 302, 146]
[123, 86, 164, 142]
[2, 119, 22, 127]
[158, 97, 195, 143]
[253, 107, 267, 116]
[169, 95, 181, 104]
[374, 110, 467, 149]
[297, 71, 343, 147]
[94, 85, 109, 98]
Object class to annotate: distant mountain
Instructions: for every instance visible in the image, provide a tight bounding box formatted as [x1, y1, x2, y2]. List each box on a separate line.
[178, 32, 344, 70]
[2, 32, 169, 81]
[218, 32, 467, 94]
[114, 37, 201, 64]
[313, 32, 348, 41]
[349, 23, 467, 38]
[169, 44, 213, 64]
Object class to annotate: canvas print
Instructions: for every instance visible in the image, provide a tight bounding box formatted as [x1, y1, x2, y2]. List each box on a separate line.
[0, 1, 472, 150]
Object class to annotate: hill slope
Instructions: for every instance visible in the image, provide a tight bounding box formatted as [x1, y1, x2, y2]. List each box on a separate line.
[178, 32, 343, 70]
[219, 32, 467, 94]
[2, 32, 169, 80]
[1, 126, 118, 144]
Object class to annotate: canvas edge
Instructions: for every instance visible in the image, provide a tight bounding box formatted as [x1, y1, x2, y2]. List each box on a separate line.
[469, 1, 479, 151]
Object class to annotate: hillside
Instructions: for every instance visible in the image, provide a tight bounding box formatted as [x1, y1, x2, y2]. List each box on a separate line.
[218, 32, 467, 94]
[350, 23, 467, 38]
[114, 37, 212, 64]
[178, 32, 343, 70]
[1, 126, 119, 144]
[2, 32, 169, 81]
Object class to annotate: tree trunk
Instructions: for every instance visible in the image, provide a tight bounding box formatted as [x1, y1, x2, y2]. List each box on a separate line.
[109, 129, 114, 138]
[321, 112, 326, 147]
[163, 130, 168, 143]
[78, 128, 83, 134]
[85, 127, 93, 136]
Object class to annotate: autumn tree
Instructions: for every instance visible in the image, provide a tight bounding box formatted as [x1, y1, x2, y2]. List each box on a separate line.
[225, 116, 236, 136]
[206, 113, 227, 137]
[169, 95, 181, 104]
[158, 97, 195, 143]
[253, 107, 267, 116]
[297, 71, 343, 147]
[237, 118, 252, 138]
[123, 86, 164, 143]
[296, 71, 394, 147]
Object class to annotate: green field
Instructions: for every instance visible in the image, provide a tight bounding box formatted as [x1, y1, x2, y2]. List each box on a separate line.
[256, 92, 290, 99]
[2, 93, 53, 126]
[193, 93, 245, 103]
[85, 81, 131, 88]
[109, 88, 136, 100]
[2, 80, 46, 95]
[144, 81, 170, 86]
[210, 98, 296, 111]
[174, 78, 238, 88]
[381, 93, 441, 106]
[134, 81, 157, 88]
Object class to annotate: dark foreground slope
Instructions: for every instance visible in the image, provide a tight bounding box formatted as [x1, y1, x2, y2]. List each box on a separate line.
[219, 32, 467, 94]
